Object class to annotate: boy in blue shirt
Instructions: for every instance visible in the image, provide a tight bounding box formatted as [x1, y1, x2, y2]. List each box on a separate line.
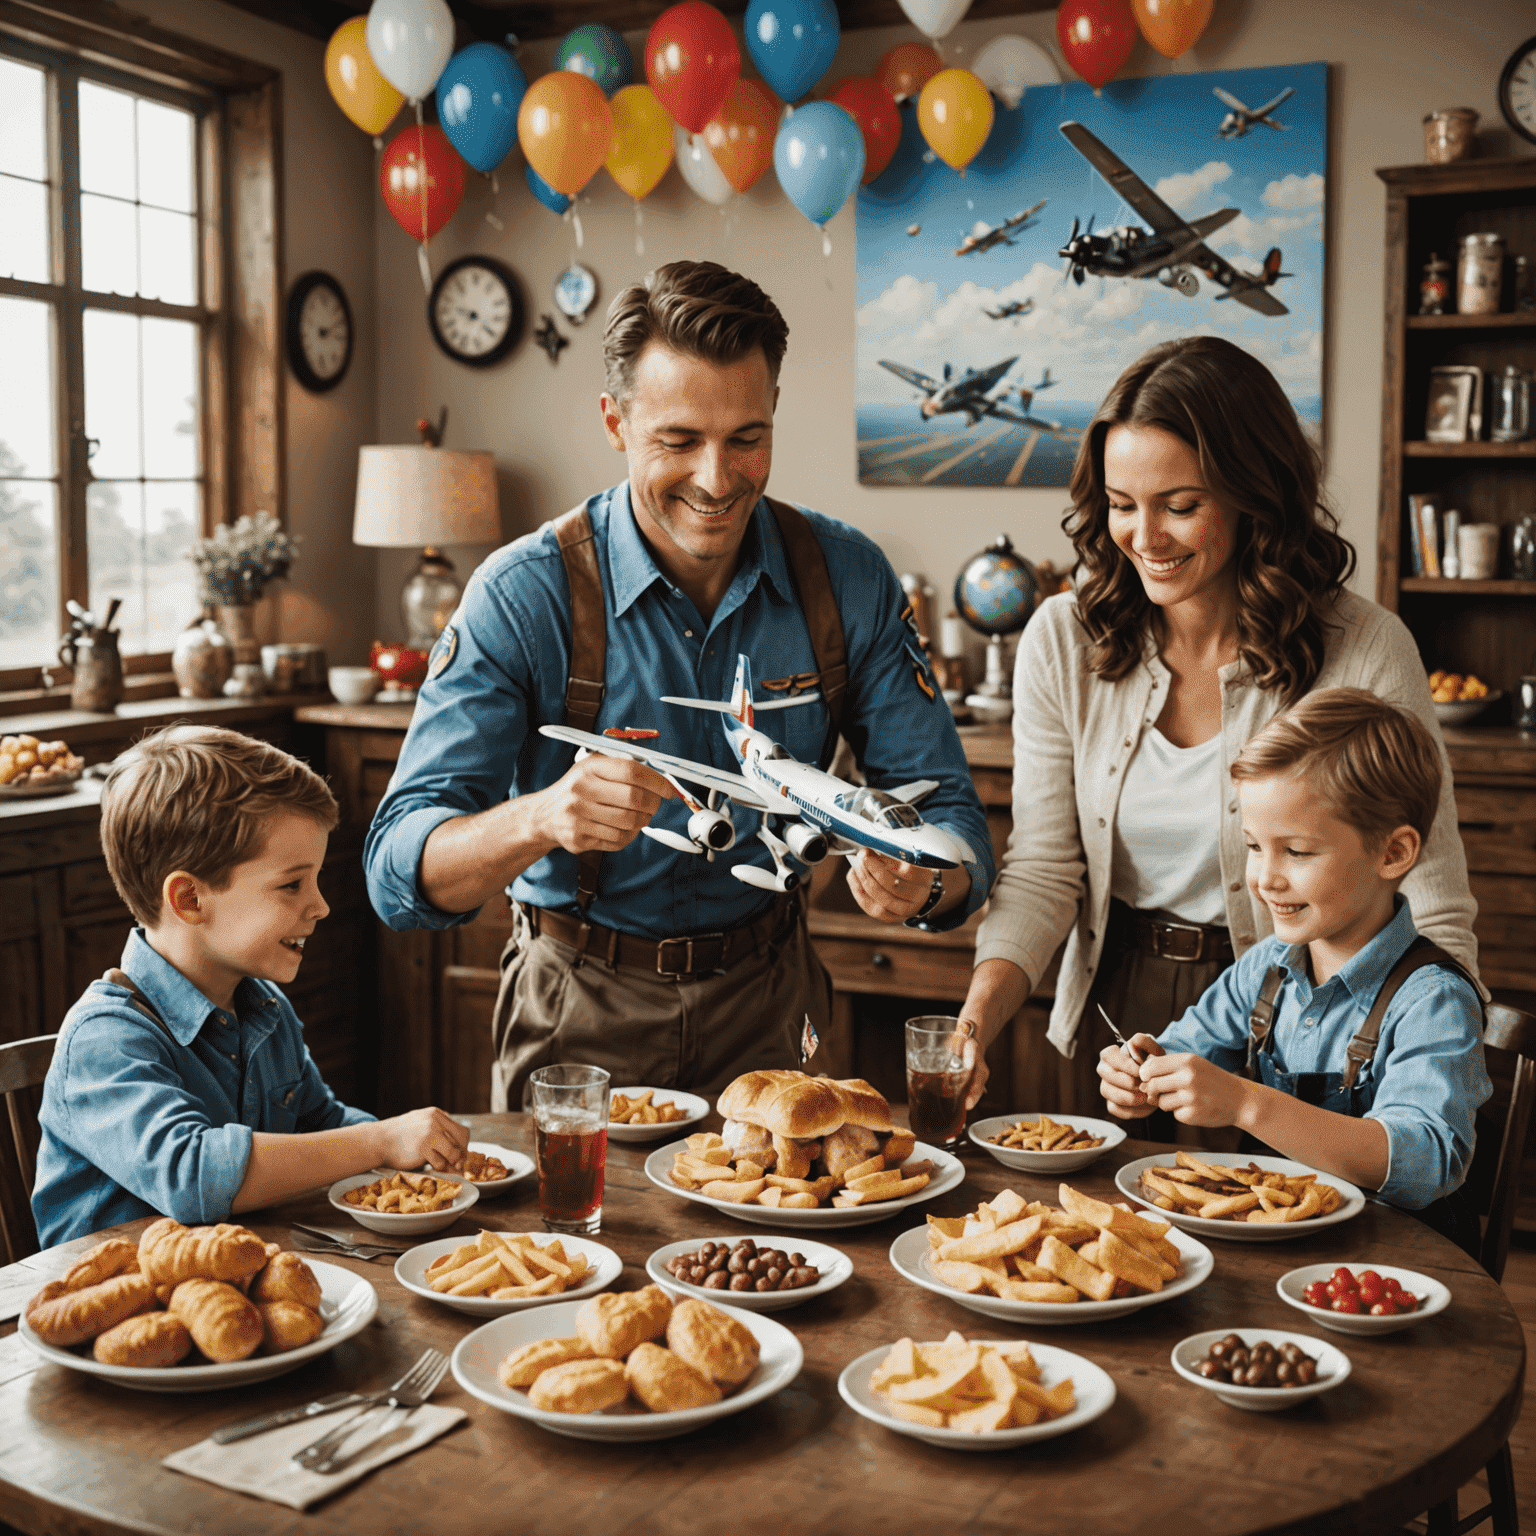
[1098, 689, 1489, 1240]
[33, 725, 468, 1247]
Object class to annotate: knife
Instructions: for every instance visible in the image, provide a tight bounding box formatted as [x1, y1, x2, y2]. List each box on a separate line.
[290, 1222, 412, 1250]
[1097, 1003, 1145, 1065]
[211, 1390, 390, 1444]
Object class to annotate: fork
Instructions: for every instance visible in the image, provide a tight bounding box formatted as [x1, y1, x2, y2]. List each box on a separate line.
[292, 1350, 449, 1474]
[289, 1235, 400, 1263]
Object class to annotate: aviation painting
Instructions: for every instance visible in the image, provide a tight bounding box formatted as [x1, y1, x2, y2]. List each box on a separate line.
[855, 62, 1326, 488]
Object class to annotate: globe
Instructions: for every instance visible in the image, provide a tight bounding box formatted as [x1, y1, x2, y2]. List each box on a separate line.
[954, 533, 1041, 638]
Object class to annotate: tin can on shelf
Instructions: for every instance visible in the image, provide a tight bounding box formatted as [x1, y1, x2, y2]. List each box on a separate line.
[1423, 107, 1478, 163]
[1458, 232, 1504, 314]
[1419, 252, 1451, 315]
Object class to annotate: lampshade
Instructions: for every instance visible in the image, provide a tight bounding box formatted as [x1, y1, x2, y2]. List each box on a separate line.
[352, 445, 501, 548]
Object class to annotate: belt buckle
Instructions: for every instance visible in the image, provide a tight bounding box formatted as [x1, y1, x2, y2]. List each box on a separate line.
[1152, 920, 1205, 962]
[656, 932, 725, 981]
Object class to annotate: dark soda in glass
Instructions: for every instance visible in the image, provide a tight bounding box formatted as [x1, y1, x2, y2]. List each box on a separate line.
[535, 1120, 607, 1233]
[907, 1067, 968, 1147]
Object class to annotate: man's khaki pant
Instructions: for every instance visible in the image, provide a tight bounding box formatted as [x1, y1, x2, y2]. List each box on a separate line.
[489, 903, 834, 1111]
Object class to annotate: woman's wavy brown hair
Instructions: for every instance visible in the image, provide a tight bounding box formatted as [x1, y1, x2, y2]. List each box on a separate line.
[1063, 336, 1354, 702]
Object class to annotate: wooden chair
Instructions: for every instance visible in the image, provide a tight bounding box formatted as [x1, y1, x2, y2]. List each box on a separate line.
[0, 1035, 56, 1267]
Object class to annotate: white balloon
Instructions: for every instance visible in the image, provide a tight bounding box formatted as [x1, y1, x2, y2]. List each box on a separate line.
[971, 34, 1060, 109]
[673, 125, 734, 207]
[366, 0, 454, 103]
[895, 0, 973, 40]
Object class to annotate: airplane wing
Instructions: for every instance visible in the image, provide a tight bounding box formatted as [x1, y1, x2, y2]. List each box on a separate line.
[880, 359, 938, 392]
[889, 779, 939, 805]
[1197, 245, 1290, 316]
[1059, 122, 1189, 237]
[983, 399, 1061, 431]
[1230, 284, 1288, 316]
[1212, 86, 1248, 112]
[657, 692, 821, 713]
[1258, 86, 1295, 119]
[538, 724, 773, 810]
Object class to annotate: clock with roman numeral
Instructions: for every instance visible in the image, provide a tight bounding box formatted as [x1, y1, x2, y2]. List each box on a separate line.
[1500, 35, 1536, 145]
[427, 255, 525, 368]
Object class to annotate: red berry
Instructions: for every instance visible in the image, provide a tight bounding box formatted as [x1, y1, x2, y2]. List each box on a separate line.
[1358, 1279, 1385, 1306]
[1358, 1270, 1382, 1290]
[1380, 1274, 1400, 1294]
[1303, 1281, 1329, 1307]
[1331, 1266, 1356, 1287]
[1333, 1295, 1363, 1314]
[1395, 1292, 1419, 1311]
[1370, 1300, 1398, 1317]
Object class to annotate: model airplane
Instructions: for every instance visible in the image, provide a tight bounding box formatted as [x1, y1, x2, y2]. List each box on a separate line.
[1057, 122, 1290, 317]
[878, 355, 1061, 431]
[955, 201, 1047, 255]
[1013, 367, 1056, 415]
[1214, 85, 1294, 140]
[983, 298, 1034, 320]
[539, 655, 974, 894]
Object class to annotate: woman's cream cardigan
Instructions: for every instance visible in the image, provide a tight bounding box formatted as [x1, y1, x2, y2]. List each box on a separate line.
[973, 589, 1481, 1057]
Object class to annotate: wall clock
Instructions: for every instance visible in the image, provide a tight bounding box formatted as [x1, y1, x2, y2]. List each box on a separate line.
[1500, 36, 1536, 145]
[428, 255, 525, 368]
[285, 271, 352, 393]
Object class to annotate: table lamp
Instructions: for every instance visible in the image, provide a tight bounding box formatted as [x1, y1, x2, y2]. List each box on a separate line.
[352, 444, 501, 648]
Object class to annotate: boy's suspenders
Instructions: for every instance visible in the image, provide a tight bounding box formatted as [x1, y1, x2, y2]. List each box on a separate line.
[550, 496, 850, 926]
[1245, 937, 1482, 1089]
[98, 969, 173, 1038]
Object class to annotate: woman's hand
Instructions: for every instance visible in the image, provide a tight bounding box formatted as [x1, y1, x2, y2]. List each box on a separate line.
[958, 1024, 988, 1111]
[1136, 1052, 1252, 1129]
[1096, 1041, 1159, 1118]
[375, 1107, 470, 1173]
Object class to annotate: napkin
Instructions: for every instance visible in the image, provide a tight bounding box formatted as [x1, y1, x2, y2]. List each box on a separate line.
[163, 1401, 467, 1510]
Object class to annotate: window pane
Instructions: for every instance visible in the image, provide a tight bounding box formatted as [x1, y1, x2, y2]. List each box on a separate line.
[141, 316, 198, 478]
[86, 479, 140, 646]
[0, 297, 55, 476]
[84, 308, 141, 478]
[0, 173, 48, 283]
[0, 57, 46, 181]
[89, 480, 197, 656]
[0, 478, 59, 669]
[79, 80, 135, 198]
[138, 206, 194, 305]
[142, 481, 198, 652]
[136, 98, 193, 213]
[81, 192, 137, 295]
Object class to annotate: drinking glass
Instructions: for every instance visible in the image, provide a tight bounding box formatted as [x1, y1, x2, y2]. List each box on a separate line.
[529, 1064, 609, 1235]
[905, 1016, 970, 1148]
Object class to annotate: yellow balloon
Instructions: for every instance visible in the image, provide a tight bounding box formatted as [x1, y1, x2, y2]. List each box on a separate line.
[605, 84, 674, 201]
[325, 16, 404, 137]
[917, 67, 994, 171]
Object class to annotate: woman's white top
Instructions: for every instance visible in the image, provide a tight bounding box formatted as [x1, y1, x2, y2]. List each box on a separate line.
[1109, 727, 1227, 924]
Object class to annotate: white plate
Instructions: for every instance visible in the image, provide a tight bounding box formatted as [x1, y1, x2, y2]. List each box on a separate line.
[838, 1338, 1115, 1450]
[1115, 1153, 1365, 1242]
[1275, 1262, 1451, 1336]
[328, 1171, 479, 1235]
[17, 1259, 376, 1394]
[643, 1138, 966, 1228]
[450, 1296, 803, 1441]
[646, 1235, 853, 1313]
[607, 1087, 710, 1143]
[1171, 1327, 1350, 1412]
[461, 1142, 535, 1198]
[967, 1113, 1126, 1173]
[395, 1232, 621, 1317]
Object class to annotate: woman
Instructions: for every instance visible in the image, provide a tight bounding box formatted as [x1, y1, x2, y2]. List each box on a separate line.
[955, 336, 1479, 1117]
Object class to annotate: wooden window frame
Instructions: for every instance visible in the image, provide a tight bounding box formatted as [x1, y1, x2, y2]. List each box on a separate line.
[0, 0, 281, 706]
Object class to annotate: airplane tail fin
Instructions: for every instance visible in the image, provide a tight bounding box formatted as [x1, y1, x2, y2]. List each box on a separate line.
[1263, 247, 1286, 281]
[661, 653, 821, 720]
[731, 655, 754, 726]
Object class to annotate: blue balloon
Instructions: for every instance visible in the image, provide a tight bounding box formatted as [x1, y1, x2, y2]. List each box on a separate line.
[435, 43, 527, 175]
[861, 101, 935, 207]
[555, 23, 632, 98]
[745, 0, 839, 104]
[773, 101, 864, 228]
[526, 162, 570, 216]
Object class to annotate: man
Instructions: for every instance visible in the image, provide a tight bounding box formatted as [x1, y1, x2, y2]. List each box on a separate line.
[365, 261, 993, 1109]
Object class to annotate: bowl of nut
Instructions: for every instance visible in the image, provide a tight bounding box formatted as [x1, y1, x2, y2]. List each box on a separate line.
[0, 734, 86, 797]
[607, 1087, 709, 1143]
[1275, 1262, 1450, 1337]
[328, 1170, 478, 1235]
[968, 1112, 1126, 1173]
[645, 1234, 853, 1313]
[1171, 1329, 1349, 1412]
[1429, 671, 1499, 726]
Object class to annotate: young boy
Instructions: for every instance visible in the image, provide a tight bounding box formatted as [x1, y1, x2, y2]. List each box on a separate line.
[1098, 689, 1490, 1234]
[32, 725, 468, 1247]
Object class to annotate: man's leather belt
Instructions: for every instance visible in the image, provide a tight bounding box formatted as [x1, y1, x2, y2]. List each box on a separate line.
[1109, 899, 1235, 965]
[519, 893, 801, 981]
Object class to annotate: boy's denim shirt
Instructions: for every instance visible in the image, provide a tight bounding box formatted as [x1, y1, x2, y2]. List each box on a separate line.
[32, 928, 373, 1247]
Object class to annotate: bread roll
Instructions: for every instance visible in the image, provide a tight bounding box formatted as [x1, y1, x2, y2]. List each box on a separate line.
[256, 1301, 324, 1354]
[138, 1218, 268, 1286]
[60, 1238, 140, 1292]
[498, 1336, 595, 1389]
[168, 1279, 263, 1362]
[25, 1273, 156, 1347]
[249, 1252, 322, 1310]
[665, 1298, 759, 1392]
[625, 1342, 722, 1412]
[93, 1312, 192, 1367]
[575, 1284, 673, 1358]
[528, 1357, 628, 1414]
[716, 1070, 892, 1139]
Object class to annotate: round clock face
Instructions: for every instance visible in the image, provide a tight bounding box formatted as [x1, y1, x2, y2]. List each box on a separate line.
[428, 256, 524, 368]
[554, 263, 598, 325]
[285, 272, 352, 393]
[1500, 36, 1536, 144]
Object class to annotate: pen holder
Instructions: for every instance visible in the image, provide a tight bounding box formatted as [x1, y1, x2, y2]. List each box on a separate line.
[59, 630, 124, 712]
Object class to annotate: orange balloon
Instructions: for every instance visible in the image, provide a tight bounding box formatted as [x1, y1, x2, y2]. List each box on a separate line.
[325, 16, 404, 136]
[606, 84, 674, 200]
[917, 67, 993, 172]
[1132, 0, 1213, 58]
[877, 41, 942, 102]
[702, 79, 780, 194]
[518, 71, 615, 196]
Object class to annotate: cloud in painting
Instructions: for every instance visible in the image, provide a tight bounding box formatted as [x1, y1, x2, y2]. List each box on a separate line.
[1210, 208, 1322, 254]
[1262, 171, 1324, 209]
[857, 273, 938, 328]
[1153, 161, 1232, 212]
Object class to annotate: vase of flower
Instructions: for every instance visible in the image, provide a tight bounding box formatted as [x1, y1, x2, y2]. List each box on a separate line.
[187, 511, 299, 701]
[171, 614, 232, 699]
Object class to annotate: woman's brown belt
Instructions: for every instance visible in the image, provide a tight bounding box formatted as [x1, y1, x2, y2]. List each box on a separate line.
[1106, 897, 1235, 965]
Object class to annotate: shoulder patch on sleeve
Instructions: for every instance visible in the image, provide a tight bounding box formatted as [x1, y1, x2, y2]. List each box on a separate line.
[428, 624, 458, 679]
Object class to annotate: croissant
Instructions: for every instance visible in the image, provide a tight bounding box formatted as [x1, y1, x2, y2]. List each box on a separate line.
[93, 1312, 193, 1367]
[138, 1218, 268, 1286]
[256, 1301, 324, 1354]
[26, 1273, 155, 1347]
[249, 1252, 322, 1311]
[167, 1279, 263, 1362]
[59, 1238, 140, 1292]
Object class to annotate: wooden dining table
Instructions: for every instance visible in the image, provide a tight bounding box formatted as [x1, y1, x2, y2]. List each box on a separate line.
[0, 1113, 1523, 1536]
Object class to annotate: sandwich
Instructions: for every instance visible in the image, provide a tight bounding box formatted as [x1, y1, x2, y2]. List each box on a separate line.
[716, 1069, 906, 1181]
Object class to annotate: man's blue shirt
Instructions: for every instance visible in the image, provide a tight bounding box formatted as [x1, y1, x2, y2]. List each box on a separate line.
[365, 484, 995, 939]
[32, 929, 373, 1247]
[1157, 897, 1490, 1210]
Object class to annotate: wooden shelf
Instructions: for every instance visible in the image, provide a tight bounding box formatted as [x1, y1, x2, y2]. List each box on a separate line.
[1407, 313, 1536, 329]
[1404, 440, 1536, 457]
[1401, 578, 1536, 594]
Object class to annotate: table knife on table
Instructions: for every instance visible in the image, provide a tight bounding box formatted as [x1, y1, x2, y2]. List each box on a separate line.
[211, 1390, 391, 1444]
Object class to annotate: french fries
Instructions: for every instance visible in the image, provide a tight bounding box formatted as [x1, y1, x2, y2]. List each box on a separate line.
[343, 1171, 462, 1213]
[670, 1131, 931, 1210]
[423, 1230, 591, 1299]
[870, 1330, 1075, 1432]
[462, 1150, 510, 1184]
[1137, 1151, 1341, 1223]
[985, 1115, 1105, 1153]
[611, 1089, 690, 1126]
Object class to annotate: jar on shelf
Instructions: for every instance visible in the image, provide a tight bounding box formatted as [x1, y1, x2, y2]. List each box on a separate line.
[1516, 254, 1535, 313]
[1513, 516, 1536, 582]
[1419, 252, 1451, 315]
[1457, 232, 1505, 314]
[1423, 107, 1478, 163]
[1492, 367, 1531, 443]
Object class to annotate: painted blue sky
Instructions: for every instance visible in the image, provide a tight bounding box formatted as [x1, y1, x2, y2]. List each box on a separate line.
[855, 62, 1327, 417]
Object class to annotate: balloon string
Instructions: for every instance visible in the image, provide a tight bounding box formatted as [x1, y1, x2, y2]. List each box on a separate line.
[822, 227, 832, 258]
[572, 207, 584, 249]
[414, 103, 432, 295]
[485, 170, 504, 231]
[634, 200, 644, 257]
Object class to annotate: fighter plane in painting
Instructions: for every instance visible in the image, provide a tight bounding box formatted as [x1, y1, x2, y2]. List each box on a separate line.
[955, 201, 1047, 255]
[983, 298, 1034, 320]
[877, 355, 1062, 431]
[1214, 85, 1295, 140]
[1056, 122, 1291, 316]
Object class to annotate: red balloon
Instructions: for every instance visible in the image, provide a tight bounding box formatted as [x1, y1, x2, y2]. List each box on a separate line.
[379, 123, 465, 241]
[646, 0, 741, 135]
[1057, 0, 1138, 90]
[827, 76, 901, 184]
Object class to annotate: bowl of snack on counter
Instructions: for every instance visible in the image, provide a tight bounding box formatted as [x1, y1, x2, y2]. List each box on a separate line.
[1276, 1262, 1451, 1336]
[968, 1112, 1126, 1172]
[1171, 1329, 1349, 1412]
[328, 1170, 478, 1235]
[459, 1142, 534, 1197]
[647, 1235, 854, 1312]
[0, 734, 85, 796]
[397, 1230, 622, 1316]
[607, 1087, 709, 1143]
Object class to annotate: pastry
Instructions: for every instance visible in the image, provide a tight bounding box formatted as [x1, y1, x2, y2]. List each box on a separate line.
[92, 1312, 193, 1367]
[59, 1238, 140, 1291]
[624, 1342, 722, 1412]
[250, 1252, 322, 1310]
[138, 1218, 268, 1286]
[497, 1336, 596, 1389]
[256, 1300, 324, 1354]
[717, 1070, 893, 1140]
[576, 1284, 673, 1359]
[167, 1278, 264, 1362]
[665, 1298, 759, 1391]
[25, 1273, 156, 1348]
[527, 1357, 629, 1414]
